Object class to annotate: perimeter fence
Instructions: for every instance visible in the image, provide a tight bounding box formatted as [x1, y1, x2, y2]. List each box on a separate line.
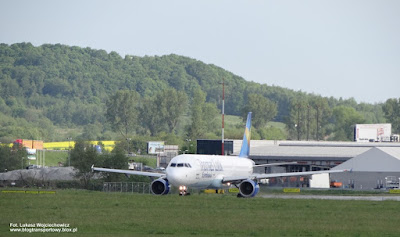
[102, 182, 151, 194]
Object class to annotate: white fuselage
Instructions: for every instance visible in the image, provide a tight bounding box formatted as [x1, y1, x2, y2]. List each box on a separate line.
[166, 154, 254, 189]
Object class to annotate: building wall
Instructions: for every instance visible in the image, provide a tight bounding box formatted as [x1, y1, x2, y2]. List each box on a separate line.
[331, 172, 400, 190]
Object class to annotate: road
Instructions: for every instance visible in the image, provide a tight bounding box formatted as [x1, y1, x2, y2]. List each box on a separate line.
[260, 194, 400, 201]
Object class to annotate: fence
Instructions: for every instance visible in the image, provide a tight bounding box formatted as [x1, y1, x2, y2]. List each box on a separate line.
[102, 182, 151, 194]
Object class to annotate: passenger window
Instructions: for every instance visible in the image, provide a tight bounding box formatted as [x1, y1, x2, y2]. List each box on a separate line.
[170, 163, 176, 167]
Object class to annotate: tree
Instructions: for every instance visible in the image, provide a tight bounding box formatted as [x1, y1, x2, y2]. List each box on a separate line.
[106, 90, 141, 138]
[162, 89, 188, 133]
[141, 88, 188, 136]
[69, 140, 98, 188]
[140, 95, 166, 136]
[100, 143, 128, 182]
[310, 97, 332, 140]
[332, 106, 365, 141]
[187, 89, 218, 140]
[0, 43, 388, 141]
[285, 98, 308, 140]
[242, 94, 277, 129]
[383, 98, 400, 134]
[0, 144, 27, 172]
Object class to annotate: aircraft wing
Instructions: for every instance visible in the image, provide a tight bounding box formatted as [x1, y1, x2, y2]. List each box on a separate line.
[223, 169, 348, 184]
[92, 165, 165, 178]
[251, 169, 348, 179]
[253, 162, 298, 167]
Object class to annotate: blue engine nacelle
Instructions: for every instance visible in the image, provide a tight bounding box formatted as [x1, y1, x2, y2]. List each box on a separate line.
[238, 179, 259, 198]
[151, 179, 170, 195]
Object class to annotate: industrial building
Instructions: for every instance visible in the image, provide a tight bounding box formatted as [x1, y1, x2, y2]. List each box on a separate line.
[231, 140, 400, 189]
[331, 147, 400, 190]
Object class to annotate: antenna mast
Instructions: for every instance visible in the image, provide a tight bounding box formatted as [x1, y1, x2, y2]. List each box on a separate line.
[221, 78, 225, 155]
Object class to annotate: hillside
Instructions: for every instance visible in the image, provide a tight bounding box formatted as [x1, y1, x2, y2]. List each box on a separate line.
[0, 43, 389, 142]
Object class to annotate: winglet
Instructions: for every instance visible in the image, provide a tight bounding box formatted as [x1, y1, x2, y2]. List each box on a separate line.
[343, 168, 353, 173]
[91, 164, 94, 172]
[239, 112, 252, 158]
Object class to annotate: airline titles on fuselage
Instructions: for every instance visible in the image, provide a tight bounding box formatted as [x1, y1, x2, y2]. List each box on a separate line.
[199, 160, 223, 179]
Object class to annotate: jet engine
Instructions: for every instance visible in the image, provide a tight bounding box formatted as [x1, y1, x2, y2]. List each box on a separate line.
[238, 179, 259, 198]
[150, 178, 170, 195]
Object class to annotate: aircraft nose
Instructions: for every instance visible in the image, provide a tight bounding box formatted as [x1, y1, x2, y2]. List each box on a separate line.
[166, 168, 187, 186]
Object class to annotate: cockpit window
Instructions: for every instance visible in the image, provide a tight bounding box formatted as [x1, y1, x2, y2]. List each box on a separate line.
[171, 163, 192, 168]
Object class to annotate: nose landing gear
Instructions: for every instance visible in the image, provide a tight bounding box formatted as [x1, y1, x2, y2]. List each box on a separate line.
[179, 185, 190, 196]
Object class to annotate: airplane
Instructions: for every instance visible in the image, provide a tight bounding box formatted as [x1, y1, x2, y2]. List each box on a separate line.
[92, 112, 347, 198]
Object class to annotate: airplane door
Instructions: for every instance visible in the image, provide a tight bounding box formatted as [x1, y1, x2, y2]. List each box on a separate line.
[196, 159, 201, 180]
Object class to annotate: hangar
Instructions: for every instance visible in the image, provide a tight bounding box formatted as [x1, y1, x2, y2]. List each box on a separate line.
[331, 147, 400, 190]
[231, 140, 400, 188]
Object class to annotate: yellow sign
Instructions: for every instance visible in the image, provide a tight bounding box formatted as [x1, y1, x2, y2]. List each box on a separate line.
[2, 190, 56, 194]
[228, 188, 239, 193]
[283, 188, 300, 193]
[389, 189, 400, 194]
[1, 190, 25, 194]
[39, 191, 56, 194]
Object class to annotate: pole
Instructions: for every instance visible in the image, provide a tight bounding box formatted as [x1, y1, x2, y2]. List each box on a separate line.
[221, 78, 225, 155]
[297, 104, 301, 141]
[307, 105, 310, 141]
[68, 138, 72, 167]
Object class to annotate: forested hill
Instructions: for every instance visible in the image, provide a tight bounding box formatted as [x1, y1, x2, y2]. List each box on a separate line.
[0, 42, 299, 116]
[0, 43, 395, 142]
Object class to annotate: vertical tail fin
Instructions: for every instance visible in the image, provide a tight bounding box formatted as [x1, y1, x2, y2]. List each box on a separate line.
[239, 112, 252, 158]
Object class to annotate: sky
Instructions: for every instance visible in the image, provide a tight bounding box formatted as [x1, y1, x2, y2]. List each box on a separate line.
[0, 0, 399, 104]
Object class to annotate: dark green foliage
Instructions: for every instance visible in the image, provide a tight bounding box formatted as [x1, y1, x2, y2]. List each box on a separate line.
[100, 143, 129, 182]
[383, 98, 400, 134]
[187, 89, 219, 141]
[242, 93, 277, 129]
[332, 106, 365, 141]
[0, 144, 27, 171]
[140, 88, 187, 136]
[69, 140, 98, 188]
[106, 90, 141, 138]
[0, 43, 389, 141]
[285, 96, 333, 141]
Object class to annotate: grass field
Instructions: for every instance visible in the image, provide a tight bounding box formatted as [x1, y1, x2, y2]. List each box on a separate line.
[42, 150, 68, 167]
[1, 189, 400, 236]
[27, 150, 157, 168]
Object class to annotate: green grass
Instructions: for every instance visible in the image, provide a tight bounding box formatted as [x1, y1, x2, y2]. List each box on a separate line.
[44, 150, 68, 167]
[27, 150, 68, 167]
[1, 189, 400, 236]
[267, 121, 286, 130]
[34, 151, 157, 168]
[224, 115, 244, 126]
[131, 156, 157, 168]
